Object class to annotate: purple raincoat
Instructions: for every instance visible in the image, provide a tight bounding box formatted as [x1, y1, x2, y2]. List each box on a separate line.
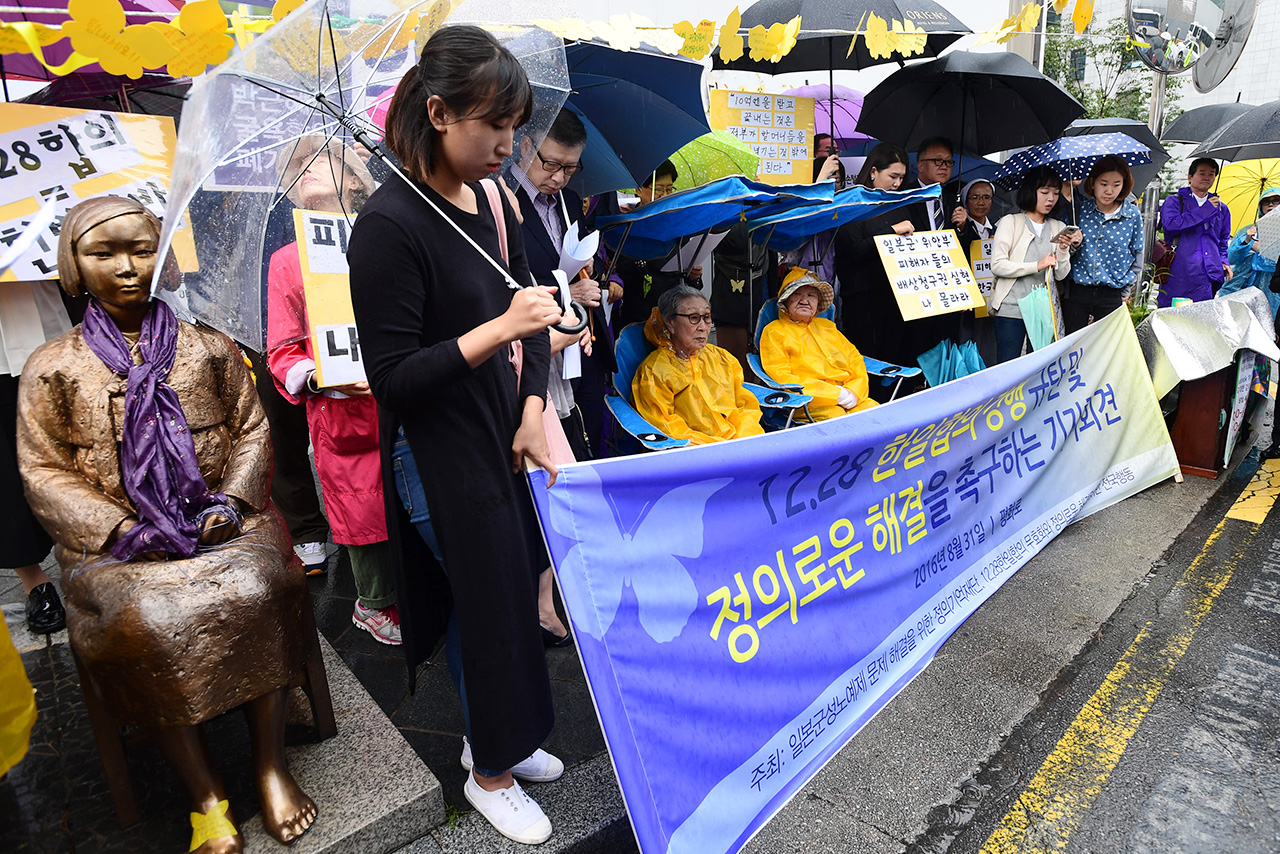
[1159, 186, 1232, 306]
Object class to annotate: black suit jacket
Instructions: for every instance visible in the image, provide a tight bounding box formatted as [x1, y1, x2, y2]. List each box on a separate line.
[514, 183, 615, 372]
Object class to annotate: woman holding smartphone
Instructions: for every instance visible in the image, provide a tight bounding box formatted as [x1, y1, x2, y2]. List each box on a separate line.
[348, 26, 565, 846]
[988, 166, 1079, 363]
[1064, 156, 1143, 332]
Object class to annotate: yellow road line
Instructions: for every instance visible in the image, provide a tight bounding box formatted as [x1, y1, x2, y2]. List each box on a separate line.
[979, 461, 1280, 854]
[1226, 457, 1280, 524]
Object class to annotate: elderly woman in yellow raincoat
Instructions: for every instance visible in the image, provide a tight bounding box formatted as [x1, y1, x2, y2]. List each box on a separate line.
[632, 284, 764, 444]
[760, 268, 878, 421]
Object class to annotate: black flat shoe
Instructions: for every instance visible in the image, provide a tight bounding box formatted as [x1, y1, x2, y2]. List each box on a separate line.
[26, 582, 66, 634]
[541, 626, 574, 649]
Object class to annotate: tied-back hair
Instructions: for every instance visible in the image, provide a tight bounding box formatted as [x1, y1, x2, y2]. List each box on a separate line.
[658, 283, 706, 324]
[383, 26, 533, 182]
[1082, 155, 1134, 202]
[58, 195, 180, 297]
[854, 142, 909, 189]
[1015, 165, 1063, 213]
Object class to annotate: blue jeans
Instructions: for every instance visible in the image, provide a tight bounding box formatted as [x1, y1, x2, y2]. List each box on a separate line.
[993, 317, 1028, 364]
[392, 429, 504, 777]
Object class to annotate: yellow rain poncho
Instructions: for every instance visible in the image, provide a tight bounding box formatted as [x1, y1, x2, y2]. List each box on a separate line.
[632, 311, 764, 444]
[0, 617, 36, 776]
[760, 314, 878, 421]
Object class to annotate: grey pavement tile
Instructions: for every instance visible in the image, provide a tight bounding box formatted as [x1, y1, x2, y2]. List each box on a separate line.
[331, 648, 410, 717]
[393, 662, 466, 735]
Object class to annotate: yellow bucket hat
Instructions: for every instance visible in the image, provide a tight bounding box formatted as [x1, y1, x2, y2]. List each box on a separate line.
[777, 266, 834, 314]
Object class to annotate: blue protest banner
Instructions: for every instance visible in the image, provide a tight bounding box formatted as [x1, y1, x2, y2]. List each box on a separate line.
[528, 307, 1179, 854]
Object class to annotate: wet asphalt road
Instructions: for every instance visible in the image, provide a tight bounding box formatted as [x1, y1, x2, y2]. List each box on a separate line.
[918, 454, 1280, 854]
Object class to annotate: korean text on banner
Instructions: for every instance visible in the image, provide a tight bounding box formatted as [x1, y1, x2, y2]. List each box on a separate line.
[0, 103, 197, 282]
[876, 229, 985, 321]
[969, 238, 993, 318]
[528, 307, 1178, 854]
[709, 90, 815, 186]
[293, 208, 364, 388]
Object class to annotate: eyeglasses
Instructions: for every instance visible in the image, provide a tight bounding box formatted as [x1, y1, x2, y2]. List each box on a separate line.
[674, 312, 712, 326]
[920, 157, 955, 168]
[648, 183, 676, 198]
[536, 151, 584, 176]
[967, 193, 993, 202]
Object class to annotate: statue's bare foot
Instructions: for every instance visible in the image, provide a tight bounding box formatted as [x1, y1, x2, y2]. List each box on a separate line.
[257, 766, 317, 844]
[193, 833, 242, 854]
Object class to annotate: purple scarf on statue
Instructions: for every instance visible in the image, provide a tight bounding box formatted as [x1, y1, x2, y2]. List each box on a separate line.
[82, 298, 238, 560]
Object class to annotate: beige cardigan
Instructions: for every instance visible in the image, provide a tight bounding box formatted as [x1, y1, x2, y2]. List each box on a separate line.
[989, 213, 1072, 312]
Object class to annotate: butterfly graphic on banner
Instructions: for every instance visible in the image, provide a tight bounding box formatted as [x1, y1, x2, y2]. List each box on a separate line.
[548, 466, 731, 643]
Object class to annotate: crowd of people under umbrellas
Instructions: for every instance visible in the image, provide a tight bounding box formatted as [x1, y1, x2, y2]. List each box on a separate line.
[6, 22, 1278, 851]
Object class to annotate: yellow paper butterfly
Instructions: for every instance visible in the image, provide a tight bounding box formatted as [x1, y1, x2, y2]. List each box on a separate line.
[674, 19, 716, 61]
[718, 7, 744, 62]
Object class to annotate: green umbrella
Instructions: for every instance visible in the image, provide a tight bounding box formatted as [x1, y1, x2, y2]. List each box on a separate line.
[668, 130, 760, 190]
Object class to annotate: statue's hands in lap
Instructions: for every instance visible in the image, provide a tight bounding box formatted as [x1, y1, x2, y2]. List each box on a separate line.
[199, 498, 247, 548]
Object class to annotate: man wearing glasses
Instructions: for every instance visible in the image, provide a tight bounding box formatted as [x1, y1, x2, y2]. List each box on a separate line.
[913, 137, 968, 235]
[512, 109, 615, 462]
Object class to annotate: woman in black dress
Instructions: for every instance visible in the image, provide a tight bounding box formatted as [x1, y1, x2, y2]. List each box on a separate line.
[348, 26, 566, 846]
[833, 143, 925, 370]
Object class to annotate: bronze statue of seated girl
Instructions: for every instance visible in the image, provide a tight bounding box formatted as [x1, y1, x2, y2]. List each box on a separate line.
[17, 196, 317, 853]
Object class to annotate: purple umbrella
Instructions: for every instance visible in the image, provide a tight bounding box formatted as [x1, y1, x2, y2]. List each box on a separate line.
[783, 83, 872, 149]
[0, 0, 180, 82]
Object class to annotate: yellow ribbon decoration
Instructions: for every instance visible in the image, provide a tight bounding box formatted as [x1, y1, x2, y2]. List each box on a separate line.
[189, 799, 237, 851]
[0, 21, 97, 75]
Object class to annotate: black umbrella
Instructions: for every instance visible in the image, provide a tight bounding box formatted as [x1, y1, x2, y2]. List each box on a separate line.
[710, 0, 969, 75]
[1192, 100, 1280, 162]
[857, 51, 1085, 157]
[1062, 118, 1168, 190]
[1162, 102, 1256, 144]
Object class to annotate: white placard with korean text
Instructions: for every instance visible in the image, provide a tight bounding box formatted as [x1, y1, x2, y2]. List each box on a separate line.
[875, 230, 987, 322]
[709, 90, 815, 186]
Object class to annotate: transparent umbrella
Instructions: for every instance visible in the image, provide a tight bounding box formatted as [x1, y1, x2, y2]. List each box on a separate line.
[153, 0, 581, 351]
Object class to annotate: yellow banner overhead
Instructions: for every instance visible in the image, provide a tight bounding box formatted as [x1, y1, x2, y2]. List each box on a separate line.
[709, 89, 815, 186]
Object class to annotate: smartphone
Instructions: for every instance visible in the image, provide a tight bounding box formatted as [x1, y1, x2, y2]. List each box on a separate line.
[1060, 225, 1081, 237]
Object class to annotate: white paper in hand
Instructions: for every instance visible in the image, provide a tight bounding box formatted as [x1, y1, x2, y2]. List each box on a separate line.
[660, 229, 729, 274]
[557, 222, 599, 283]
[552, 269, 582, 380]
[1255, 206, 1280, 262]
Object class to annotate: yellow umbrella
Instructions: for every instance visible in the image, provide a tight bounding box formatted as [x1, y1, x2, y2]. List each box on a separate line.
[1213, 159, 1280, 229]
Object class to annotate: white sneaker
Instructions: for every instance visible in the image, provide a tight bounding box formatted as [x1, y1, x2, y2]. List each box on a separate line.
[463, 770, 552, 845]
[352, 602, 402, 645]
[294, 542, 328, 573]
[460, 736, 564, 783]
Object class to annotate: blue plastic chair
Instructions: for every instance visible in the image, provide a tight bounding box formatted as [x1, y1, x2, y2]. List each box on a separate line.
[749, 299, 922, 406]
[606, 323, 813, 452]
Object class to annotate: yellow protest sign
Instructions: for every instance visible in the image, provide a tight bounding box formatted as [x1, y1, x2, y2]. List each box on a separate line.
[0, 104, 196, 282]
[709, 89, 815, 186]
[293, 208, 365, 387]
[874, 230, 985, 321]
[969, 238, 993, 318]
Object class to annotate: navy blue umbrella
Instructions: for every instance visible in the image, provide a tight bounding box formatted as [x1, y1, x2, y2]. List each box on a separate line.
[563, 41, 711, 198]
[993, 132, 1152, 191]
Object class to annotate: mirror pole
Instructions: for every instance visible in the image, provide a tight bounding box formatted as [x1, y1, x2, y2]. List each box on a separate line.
[1141, 71, 1168, 276]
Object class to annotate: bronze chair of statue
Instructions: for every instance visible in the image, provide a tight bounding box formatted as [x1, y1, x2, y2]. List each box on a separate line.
[17, 196, 334, 853]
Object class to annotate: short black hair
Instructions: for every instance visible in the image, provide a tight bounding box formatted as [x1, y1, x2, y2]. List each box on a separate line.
[546, 109, 587, 149]
[815, 133, 832, 146]
[1015, 165, 1062, 212]
[1188, 157, 1218, 178]
[643, 160, 678, 187]
[916, 136, 954, 158]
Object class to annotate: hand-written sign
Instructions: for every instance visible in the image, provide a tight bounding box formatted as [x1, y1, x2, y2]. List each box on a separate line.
[0, 104, 197, 282]
[876, 230, 986, 321]
[709, 89, 815, 185]
[969, 239, 993, 318]
[294, 208, 365, 387]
